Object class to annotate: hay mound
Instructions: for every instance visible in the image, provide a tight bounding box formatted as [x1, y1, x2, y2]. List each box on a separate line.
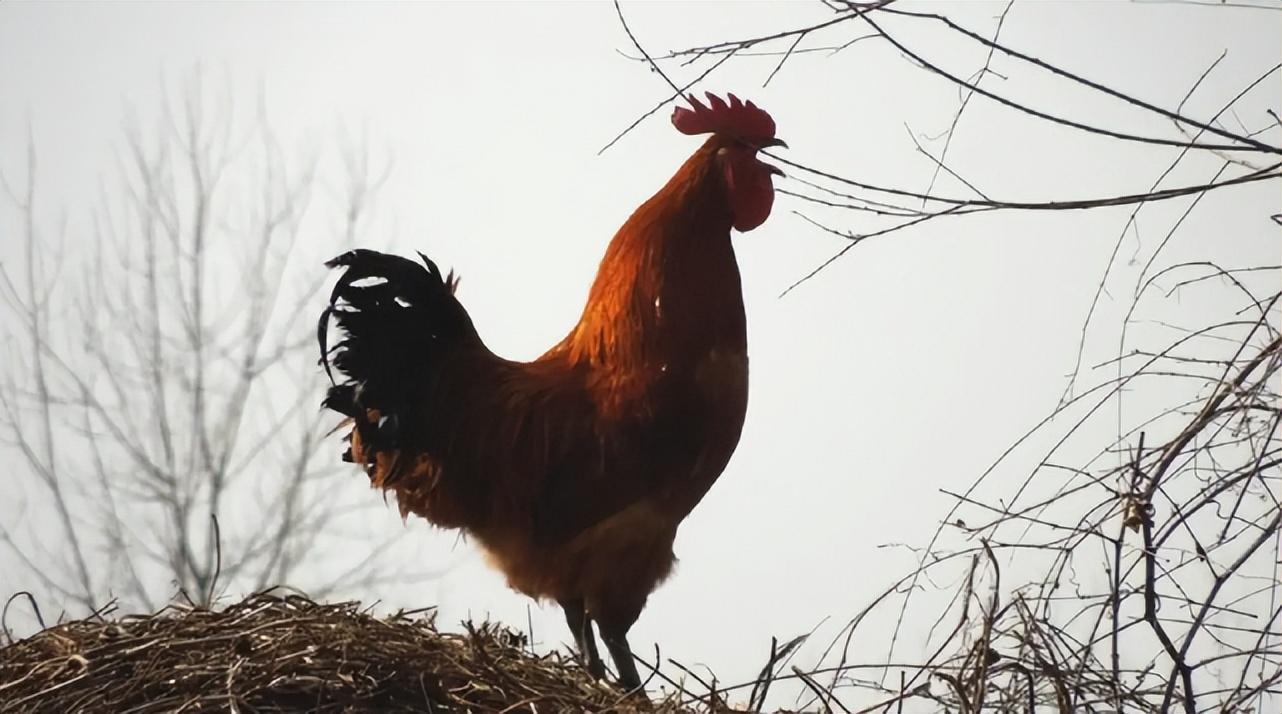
[0, 592, 681, 713]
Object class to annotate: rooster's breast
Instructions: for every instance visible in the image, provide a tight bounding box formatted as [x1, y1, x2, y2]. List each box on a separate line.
[645, 346, 749, 517]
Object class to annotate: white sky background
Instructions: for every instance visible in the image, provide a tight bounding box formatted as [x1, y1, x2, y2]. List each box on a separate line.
[2, 0, 1279, 707]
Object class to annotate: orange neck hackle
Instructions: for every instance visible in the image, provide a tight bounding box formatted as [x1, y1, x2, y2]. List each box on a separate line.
[561, 136, 747, 375]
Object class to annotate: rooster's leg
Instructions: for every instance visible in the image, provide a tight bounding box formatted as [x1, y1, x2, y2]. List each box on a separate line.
[560, 598, 606, 680]
[598, 622, 642, 691]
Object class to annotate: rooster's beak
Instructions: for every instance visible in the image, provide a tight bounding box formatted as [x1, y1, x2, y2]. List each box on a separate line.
[759, 138, 787, 177]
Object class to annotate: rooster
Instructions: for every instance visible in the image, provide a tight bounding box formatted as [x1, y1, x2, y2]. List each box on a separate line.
[319, 93, 783, 690]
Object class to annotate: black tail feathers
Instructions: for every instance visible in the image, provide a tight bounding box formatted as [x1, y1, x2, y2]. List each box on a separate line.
[319, 249, 476, 459]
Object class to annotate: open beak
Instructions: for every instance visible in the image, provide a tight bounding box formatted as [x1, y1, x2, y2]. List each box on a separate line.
[759, 137, 787, 177]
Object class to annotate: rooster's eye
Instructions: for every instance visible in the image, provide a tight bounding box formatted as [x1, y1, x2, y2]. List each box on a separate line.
[717, 140, 754, 156]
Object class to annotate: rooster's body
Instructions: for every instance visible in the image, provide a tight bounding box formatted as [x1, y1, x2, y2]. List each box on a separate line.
[320, 94, 783, 689]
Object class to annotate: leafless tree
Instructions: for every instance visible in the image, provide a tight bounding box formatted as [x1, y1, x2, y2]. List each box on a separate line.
[0, 74, 400, 625]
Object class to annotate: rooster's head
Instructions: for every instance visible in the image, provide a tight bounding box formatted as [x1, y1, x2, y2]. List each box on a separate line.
[671, 92, 784, 232]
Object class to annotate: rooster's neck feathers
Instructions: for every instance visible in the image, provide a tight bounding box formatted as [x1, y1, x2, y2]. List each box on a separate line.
[558, 138, 746, 371]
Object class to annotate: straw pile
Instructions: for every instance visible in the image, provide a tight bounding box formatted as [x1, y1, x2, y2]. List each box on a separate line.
[0, 592, 692, 713]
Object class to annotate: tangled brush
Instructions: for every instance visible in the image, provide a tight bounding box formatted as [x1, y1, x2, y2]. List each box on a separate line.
[0, 591, 695, 713]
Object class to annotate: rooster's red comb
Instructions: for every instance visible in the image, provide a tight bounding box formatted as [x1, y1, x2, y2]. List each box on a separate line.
[671, 93, 776, 142]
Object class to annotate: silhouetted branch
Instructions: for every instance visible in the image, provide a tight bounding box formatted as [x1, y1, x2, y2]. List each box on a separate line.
[614, 1, 1281, 292]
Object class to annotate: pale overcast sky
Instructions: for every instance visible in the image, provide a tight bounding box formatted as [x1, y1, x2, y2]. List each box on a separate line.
[2, 1, 1278, 708]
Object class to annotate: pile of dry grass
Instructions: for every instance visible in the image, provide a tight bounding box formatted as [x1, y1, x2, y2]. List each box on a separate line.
[0, 591, 692, 713]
